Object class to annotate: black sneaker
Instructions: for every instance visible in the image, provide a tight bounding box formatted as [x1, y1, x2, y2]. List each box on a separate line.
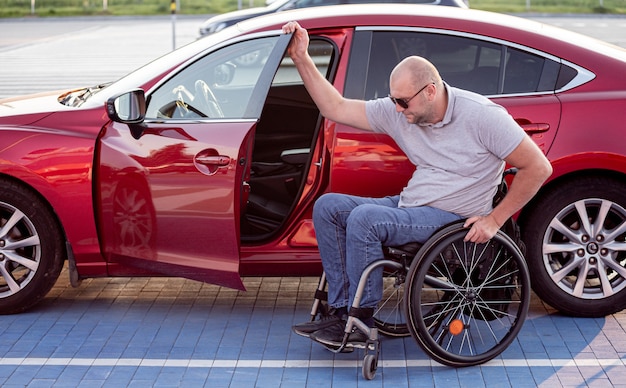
[292, 309, 346, 338]
[309, 322, 370, 350]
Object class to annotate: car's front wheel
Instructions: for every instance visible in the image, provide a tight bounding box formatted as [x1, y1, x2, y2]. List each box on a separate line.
[0, 180, 65, 314]
[523, 176, 626, 317]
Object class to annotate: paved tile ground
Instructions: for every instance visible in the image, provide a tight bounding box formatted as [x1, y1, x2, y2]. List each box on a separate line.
[0, 266, 625, 387]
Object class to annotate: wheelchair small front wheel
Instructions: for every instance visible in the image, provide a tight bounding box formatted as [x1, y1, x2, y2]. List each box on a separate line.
[405, 222, 531, 367]
[362, 354, 377, 380]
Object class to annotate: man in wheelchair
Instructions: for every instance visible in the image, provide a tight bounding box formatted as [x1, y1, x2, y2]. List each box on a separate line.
[282, 22, 553, 350]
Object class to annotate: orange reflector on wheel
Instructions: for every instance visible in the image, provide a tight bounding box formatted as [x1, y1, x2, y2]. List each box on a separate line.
[449, 319, 464, 336]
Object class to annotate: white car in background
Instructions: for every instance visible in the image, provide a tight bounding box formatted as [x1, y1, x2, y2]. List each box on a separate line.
[199, 0, 468, 36]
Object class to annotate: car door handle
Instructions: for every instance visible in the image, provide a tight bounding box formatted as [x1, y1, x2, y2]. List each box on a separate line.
[195, 154, 231, 166]
[520, 122, 550, 135]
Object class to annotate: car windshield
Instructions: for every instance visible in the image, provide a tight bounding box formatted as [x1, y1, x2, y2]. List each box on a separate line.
[85, 28, 247, 108]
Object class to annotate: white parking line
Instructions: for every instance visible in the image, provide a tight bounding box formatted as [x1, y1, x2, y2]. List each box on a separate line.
[0, 357, 624, 368]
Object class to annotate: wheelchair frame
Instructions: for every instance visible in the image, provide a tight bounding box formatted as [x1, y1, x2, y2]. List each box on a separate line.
[304, 170, 531, 380]
[309, 221, 531, 379]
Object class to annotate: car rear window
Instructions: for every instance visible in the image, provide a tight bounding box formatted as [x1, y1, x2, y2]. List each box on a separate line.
[346, 30, 563, 99]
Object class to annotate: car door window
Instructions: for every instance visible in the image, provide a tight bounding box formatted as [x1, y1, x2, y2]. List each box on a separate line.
[146, 36, 282, 120]
[348, 30, 562, 99]
[242, 39, 335, 239]
[503, 47, 559, 94]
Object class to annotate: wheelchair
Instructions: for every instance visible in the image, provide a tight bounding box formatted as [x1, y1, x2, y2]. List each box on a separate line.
[304, 170, 531, 380]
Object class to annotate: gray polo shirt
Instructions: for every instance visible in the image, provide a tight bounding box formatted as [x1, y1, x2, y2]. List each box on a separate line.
[365, 83, 526, 217]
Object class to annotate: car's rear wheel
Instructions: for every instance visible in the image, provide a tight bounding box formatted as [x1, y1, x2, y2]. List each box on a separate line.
[523, 176, 626, 317]
[0, 180, 64, 314]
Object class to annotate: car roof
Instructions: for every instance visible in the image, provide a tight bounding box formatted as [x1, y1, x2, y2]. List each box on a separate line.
[235, 4, 626, 61]
[239, 4, 543, 35]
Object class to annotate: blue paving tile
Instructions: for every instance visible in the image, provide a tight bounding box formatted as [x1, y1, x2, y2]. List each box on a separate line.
[330, 364, 360, 385]
[98, 346, 126, 359]
[544, 347, 574, 358]
[506, 367, 537, 387]
[531, 367, 559, 386]
[77, 379, 105, 388]
[480, 365, 509, 386]
[239, 332, 266, 359]
[500, 341, 524, 359]
[381, 365, 409, 386]
[255, 366, 285, 387]
[407, 367, 437, 387]
[303, 379, 327, 388]
[83, 366, 113, 380]
[31, 345, 61, 358]
[169, 347, 194, 359]
[457, 367, 485, 387]
[230, 367, 260, 387]
[216, 345, 244, 359]
[10, 339, 39, 355]
[32, 366, 66, 380]
[431, 367, 461, 387]
[264, 344, 289, 360]
[297, 365, 325, 386]
[50, 345, 81, 358]
[25, 380, 55, 388]
[120, 346, 149, 358]
[153, 368, 186, 386]
[287, 335, 314, 359]
[132, 366, 161, 381]
[100, 366, 137, 387]
[55, 366, 90, 386]
[173, 335, 201, 350]
[206, 367, 235, 387]
[180, 367, 210, 386]
[145, 346, 175, 359]
[3, 365, 40, 385]
[376, 337, 395, 356]
[75, 345, 105, 358]
[127, 379, 158, 387]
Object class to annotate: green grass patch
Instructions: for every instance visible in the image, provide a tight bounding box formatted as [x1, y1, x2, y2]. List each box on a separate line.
[469, 0, 625, 14]
[0, 0, 624, 18]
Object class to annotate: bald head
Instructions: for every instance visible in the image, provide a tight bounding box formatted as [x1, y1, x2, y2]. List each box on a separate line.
[390, 56, 442, 90]
[388, 56, 448, 125]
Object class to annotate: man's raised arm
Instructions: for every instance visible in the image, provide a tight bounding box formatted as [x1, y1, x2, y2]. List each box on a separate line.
[282, 21, 372, 131]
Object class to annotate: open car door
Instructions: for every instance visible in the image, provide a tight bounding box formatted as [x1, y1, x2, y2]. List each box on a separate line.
[96, 33, 293, 290]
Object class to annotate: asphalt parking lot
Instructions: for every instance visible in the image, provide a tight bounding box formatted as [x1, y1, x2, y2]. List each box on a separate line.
[0, 14, 625, 98]
[0, 13, 626, 387]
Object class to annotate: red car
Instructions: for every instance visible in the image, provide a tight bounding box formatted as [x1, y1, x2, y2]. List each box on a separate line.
[1, 5, 625, 317]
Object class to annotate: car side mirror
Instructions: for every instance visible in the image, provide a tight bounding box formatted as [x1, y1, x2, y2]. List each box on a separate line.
[106, 89, 146, 124]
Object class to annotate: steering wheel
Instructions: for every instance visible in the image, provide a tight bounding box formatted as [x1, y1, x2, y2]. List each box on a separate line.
[159, 85, 205, 118]
[195, 80, 224, 118]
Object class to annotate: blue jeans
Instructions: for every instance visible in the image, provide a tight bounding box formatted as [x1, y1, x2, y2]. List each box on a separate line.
[313, 193, 462, 309]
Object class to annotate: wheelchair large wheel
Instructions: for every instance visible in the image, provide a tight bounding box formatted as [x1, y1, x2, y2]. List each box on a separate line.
[374, 265, 410, 337]
[405, 222, 530, 367]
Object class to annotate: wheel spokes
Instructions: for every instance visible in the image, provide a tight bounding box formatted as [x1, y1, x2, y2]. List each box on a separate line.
[545, 198, 626, 299]
[0, 202, 41, 296]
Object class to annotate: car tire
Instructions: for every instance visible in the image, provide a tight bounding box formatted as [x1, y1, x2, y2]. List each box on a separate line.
[0, 180, 65, 314]
[522, 176, 626, 317]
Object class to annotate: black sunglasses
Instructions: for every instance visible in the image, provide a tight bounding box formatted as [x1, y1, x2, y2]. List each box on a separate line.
[388, 83, 433, 109]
